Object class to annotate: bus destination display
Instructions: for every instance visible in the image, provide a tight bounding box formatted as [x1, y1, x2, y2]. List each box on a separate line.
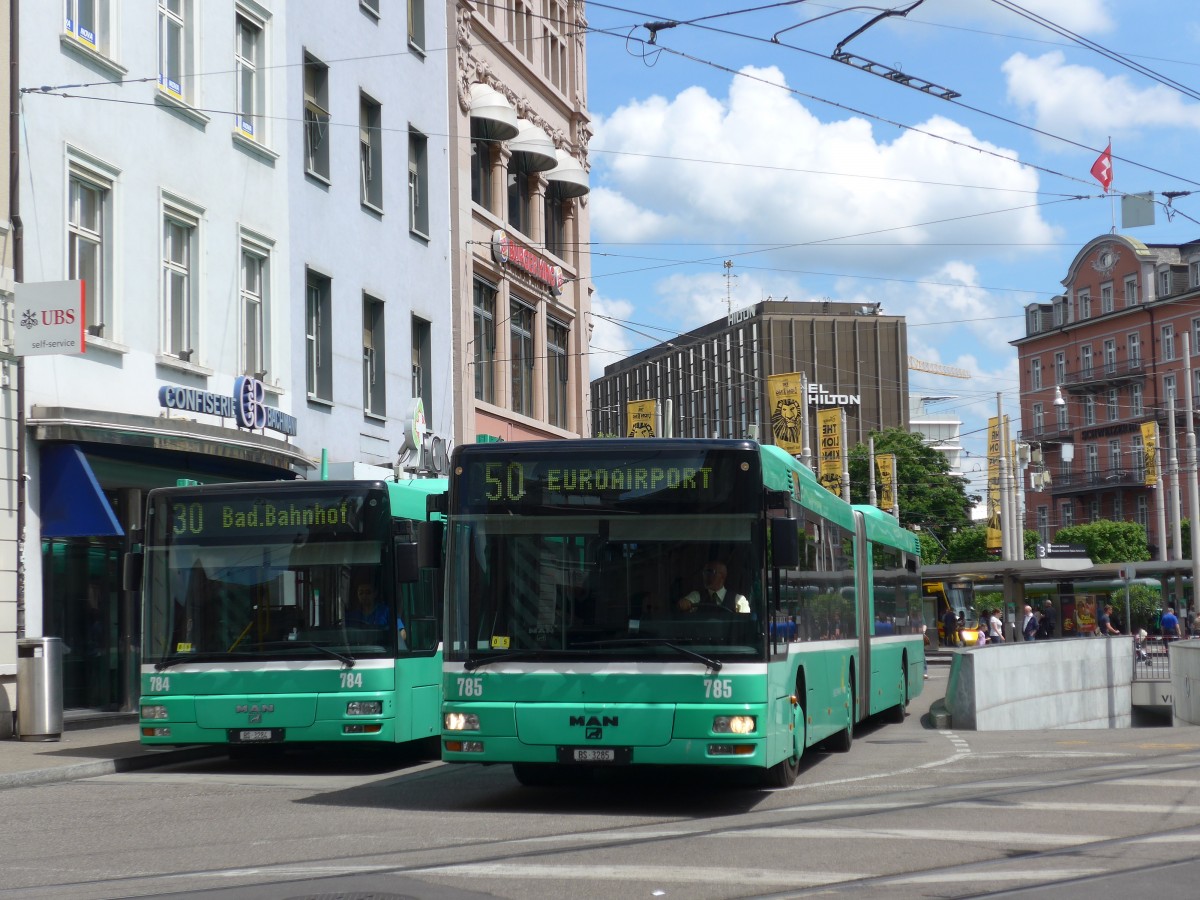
[154, 493, 371, 541]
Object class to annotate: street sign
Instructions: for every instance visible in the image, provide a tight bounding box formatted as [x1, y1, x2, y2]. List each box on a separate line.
[1119, 565, 1136, 582]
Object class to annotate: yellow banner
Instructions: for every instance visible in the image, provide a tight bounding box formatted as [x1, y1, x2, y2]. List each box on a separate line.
[766, 373, 805, 455]
[1141, 421, 1158, 486]
[986, 416, 1001, 551]
[626, 400, 656, 438]
[876, 453, 895, 510]
[817, 408, 842, 494]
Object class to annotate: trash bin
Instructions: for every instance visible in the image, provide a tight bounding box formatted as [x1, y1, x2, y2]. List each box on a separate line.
[16, 637, 64, 742]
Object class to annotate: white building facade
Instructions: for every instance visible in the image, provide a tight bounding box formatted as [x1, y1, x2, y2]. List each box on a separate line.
[1, 0, 452, 721]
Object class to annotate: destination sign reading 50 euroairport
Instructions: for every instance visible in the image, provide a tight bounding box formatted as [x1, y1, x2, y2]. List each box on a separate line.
[454, 448, 759, 515]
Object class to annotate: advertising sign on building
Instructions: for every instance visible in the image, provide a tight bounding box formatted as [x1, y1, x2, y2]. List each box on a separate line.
[14, 280, 86, 356]
[626, 399, 656, 437]
[817, 407, 842, 495]
[986, 416, 1001, 553]
[766, 373, 804, 455]
[1141, 421, 1158, 487]
[876, 453, 896, 511]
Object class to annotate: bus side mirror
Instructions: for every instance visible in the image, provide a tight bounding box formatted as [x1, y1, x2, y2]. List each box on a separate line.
[122, 551, 144, 592]
[395, 541, 420, 583]
[417, 520, 444, 571]
[770, 518, 800, 568]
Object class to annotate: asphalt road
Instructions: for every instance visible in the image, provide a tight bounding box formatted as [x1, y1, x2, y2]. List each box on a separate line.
[3, 667, 1200, 900]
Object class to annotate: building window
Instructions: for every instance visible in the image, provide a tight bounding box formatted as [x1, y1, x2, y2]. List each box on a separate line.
[306, 270, 332, 400]
[507, 154, 534, 236]
[234, 9, 265, 140]
[1089, 499, 1100, 523]
[547, 319, 569, 428]
[1032, 402, 1043, 435]
[1159, 269, 1171, 296]
[409, 129, 429, 235]
[543, 0, 569, 93]
[68, 160, 114, 338]
[360, 93, 383, 210]
[240, 240, 270, 378]
[363, 295, 385, 417]
[1165, 373, 1177, 403]
[1030, 358, 1042, 390]
[1100, 282, 1113, 314]
[1128, 332, 1141, 367]
[1080, 345, 1092, 378]
[161, 205, 198, 361]
[1113, 495, 1122, 520]
[1037, 506, 1049, 544]
[1136, 495, 1148, 528]
[545, 188, 567, 260]
[1192, 260, 1200, 288]
[508, 0, 534, 60]
[408, 0, 425, 52]
[1083, 395, 1096, 426]
[1109, 439, 1121, 477]
[65, 0, 111, 54]
[471, 137, 493, 211]
[1106, 388, 1118, 422]
[1054, 351, 1065, 384]
[1133, 436, 1145, 480]
[1163, 324, 1175, 361]
[1078, 289, 1091, 320]
[510, 300, 534, 416]
[158, 0, 192, 102]
[1103, 339, 1116, 374]
[303, 56, 331, 180]
[1131, 383, 1144, 417]
[411, 316, 431, 414]
[473, 278, 497, 403]
[360, 0, 379, 17]
[1195, 369, 1200, 410]
[1061, 502, 1073, 528]
[1056, 398, 1069, 431]
[1125, 275, 1139, 306]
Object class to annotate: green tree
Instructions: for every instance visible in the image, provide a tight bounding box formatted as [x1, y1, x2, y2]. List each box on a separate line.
[1054, 521, 1151, 564]
[847, 428, 979, 551]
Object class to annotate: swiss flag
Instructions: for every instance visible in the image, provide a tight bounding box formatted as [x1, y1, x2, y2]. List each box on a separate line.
[1090, 143, 1113, 191]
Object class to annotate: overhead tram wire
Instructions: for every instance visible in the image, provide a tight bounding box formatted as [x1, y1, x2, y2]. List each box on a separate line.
[584, 1, 1200, 191]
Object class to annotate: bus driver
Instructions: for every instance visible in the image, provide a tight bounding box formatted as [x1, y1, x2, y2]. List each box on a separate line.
[677, 561, 749, 614]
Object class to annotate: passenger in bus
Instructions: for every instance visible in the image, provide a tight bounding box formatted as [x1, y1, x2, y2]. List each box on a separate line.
[677, 561, 749, 614]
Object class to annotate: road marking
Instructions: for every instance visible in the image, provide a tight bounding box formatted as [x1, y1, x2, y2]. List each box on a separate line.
[719, 827, 1105, 846]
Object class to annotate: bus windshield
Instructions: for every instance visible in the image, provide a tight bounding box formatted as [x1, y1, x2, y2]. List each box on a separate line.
[444, 512, 765, 664]
[142, 486, 404, 665]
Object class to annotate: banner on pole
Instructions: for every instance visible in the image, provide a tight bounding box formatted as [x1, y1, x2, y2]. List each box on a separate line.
[1141, 421, 1158, 486]
[766, 372, 805, 455]
[987, 416, 1001, 552]
[817, 408, 842, 495]
[876, 453, 895, 511]
[626, 400, 656, 437]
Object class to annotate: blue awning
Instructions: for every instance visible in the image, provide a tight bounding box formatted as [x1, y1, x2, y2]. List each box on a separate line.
[40, 444, 124, 538]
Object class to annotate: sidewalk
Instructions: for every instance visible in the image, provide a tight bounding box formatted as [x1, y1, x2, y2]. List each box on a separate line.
[0, 712, 220, 790]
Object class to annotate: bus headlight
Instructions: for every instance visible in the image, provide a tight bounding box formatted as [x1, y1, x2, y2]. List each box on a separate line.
[346, 701, 382, 716]
[713, 715, 756, 734]
[444, 712, 480, 731]
[141, 705, 169, 720]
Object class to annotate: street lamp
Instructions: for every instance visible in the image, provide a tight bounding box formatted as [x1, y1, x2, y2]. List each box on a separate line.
[1053, 385, 1066, 407]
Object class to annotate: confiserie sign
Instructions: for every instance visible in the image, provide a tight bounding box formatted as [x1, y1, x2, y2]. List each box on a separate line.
[491, 230, 564, 295]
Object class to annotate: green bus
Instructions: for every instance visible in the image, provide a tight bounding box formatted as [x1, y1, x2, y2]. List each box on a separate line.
[135, 478, 445, 751]
[438, 439, 923, 787]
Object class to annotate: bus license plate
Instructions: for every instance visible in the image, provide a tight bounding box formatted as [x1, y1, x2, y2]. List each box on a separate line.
[238, 730, 274, 742]
[573, 748, 615, 762]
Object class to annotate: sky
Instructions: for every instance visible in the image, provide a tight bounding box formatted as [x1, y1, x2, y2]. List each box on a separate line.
[580, 0, 1200, 499]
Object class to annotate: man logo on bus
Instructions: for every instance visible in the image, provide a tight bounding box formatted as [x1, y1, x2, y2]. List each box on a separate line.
[571, 714, 617, 740]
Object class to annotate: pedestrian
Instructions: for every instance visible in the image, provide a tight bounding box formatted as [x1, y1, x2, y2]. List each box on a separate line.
[1097, 603, 1120, 636]
[941, 606, 960, 648]
[987, 608, 1005, 643]
[1021, 604, 1038, 641]
[921, 624, 929, 679]
[1161, 607, 1182, 644]
[1035, 600, 1057, 640]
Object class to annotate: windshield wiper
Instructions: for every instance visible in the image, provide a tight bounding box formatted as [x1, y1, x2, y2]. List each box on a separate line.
[571, 638, 723, 672]
[155, 642, 355, 671]
[463, 650, 550, 671]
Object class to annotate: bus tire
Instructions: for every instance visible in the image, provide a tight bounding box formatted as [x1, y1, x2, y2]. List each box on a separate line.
[512, 763, 564, 786]
[827, 676, 855, 753]
[764, 706, 803, 788]
[886, 667, 909, 724]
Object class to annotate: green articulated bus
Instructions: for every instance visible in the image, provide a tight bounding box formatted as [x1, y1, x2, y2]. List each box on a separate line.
[438, 438, 924, 787]
[135, 477, 445, 751]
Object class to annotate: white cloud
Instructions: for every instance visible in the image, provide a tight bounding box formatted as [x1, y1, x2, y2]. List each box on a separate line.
[587, 293, 636, 380]
[1003, 51, 1200, 140]
[932, 0, 1115, 33]
[591, 65, 1056, 282]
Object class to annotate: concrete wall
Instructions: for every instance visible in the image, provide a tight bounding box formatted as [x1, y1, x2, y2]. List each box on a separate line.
[1170, 639, 1200, 725]
[945, 638, 1133, 730]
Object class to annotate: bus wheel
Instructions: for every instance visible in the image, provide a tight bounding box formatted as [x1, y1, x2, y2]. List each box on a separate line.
[512, 763, 565, 786]
[764, 708, 803, 788]
[886, 668, 909, 724]
[827, 681, 855, 753]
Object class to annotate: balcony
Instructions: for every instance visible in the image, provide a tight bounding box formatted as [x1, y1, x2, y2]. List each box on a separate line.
[1046, 466, 1147, 497]
[1061, 358, 1145, 393]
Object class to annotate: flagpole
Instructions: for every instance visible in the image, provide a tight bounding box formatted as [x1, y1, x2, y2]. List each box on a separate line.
[1108, 133, 1116, 233]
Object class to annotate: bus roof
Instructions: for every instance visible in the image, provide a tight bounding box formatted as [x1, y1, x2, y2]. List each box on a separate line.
[855, 504, 920, 554]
